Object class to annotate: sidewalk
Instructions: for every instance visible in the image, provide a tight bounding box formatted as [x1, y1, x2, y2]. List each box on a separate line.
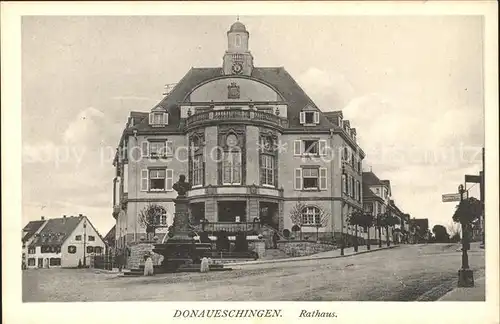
[230, 244, 401, 266]
[438, 276, 485, 301]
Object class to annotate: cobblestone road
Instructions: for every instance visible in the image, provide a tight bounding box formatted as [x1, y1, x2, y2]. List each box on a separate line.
[23, 243, 485, 302]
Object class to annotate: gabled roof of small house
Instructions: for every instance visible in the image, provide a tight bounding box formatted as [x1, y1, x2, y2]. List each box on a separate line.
[104, 225, 116, 245]
[22, 220, 45, 243]
[362, 171, 383, 186]
[29, 216, 83, 248]
[362, 182, 383, 202]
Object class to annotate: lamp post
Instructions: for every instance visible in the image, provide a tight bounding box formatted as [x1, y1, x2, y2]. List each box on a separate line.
[458, 184, 474, 287]
[340, 203, 344, 256]
[83, 219, 87, 267]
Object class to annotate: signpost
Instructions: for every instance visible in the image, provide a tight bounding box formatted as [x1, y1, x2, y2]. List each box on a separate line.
[442, 193, 461, 202]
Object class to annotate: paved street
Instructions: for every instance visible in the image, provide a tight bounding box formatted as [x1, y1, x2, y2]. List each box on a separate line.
[23, 243, 484, 302]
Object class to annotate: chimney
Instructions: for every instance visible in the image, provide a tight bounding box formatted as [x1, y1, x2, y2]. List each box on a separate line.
[63, 215, 67, 218]
[79, 213, 83, 217]
[41, 216, 45, 221]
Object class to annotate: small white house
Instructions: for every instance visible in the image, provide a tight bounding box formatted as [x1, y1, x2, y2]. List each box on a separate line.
[23, 215, 106, 268]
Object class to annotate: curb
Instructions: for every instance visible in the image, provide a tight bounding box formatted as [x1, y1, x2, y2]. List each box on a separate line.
[436, 275, 486, 301]
[230, 245, 400, 266]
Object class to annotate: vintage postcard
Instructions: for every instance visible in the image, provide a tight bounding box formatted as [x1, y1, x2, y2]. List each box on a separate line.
[1, 1, 498, 324]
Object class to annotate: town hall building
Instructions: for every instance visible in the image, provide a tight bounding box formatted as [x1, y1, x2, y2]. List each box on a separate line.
[112, 21, 365, 249]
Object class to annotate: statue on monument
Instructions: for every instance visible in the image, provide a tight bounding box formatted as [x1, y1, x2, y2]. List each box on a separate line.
[172, 174, 191, 198]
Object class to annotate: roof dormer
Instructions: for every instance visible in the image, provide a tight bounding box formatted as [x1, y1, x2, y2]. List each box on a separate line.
[351, 128, 357, 142]
[343, 120, 350, 133]
[149, 106, 169, 127]
[299, 105, 320, 126]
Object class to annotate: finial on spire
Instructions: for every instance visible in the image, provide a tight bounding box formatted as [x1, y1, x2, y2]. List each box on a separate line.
[237, 15, 240, 21]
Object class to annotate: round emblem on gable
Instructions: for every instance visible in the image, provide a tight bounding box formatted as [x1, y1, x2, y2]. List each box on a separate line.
[231, 62, 243, 74]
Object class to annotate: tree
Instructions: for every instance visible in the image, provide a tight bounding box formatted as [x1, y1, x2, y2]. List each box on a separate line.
[447, 223, 461, 243]
[347, 209, 373, 252]
[432, 225, 450, 243]
[453, 197, 482, 225]
[138, 204, 168, 241]
[289, 201, 307, 240]
[379, 212, 399, 247]
[313, 209, 330, 243]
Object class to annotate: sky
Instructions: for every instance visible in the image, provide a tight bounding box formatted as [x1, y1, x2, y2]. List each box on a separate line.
[21, 15, 484, 235]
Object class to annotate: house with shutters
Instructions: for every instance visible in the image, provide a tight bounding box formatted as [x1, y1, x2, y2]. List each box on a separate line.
[111, 20, 365, 250]
[23, 214, 106, 269]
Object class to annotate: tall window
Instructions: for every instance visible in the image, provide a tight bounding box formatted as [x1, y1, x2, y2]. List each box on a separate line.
[351, 177, 355, 198]
[301, 206, 321, 225]
[260, 134, 276, 187]
[260, 155, 275, 186]
[189, 134, 204, 187]
[342, 174, 347, 194]
[223, 151, 241, 185]
[192, 155, 204, 187]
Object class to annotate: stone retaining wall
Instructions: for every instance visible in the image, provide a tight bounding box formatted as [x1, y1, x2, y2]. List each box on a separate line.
[277, 241, 336, 257]
[128, 242, 164, 269]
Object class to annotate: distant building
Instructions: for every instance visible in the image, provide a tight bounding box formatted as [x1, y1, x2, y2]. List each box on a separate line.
[22, 215, 106, 269]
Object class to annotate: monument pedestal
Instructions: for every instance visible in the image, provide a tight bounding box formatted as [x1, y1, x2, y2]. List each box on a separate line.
[152, 177, 213, 272]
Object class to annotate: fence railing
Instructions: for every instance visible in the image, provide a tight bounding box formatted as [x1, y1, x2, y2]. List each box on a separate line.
[186, 108, 282, 127]
[194, 222, 261, 234]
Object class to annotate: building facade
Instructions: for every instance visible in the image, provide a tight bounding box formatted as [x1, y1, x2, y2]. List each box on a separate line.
[112, 21, 365, 248]
[23, 215, 106, 269]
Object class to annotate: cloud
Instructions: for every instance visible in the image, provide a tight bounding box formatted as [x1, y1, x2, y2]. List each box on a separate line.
[297, 67, 356, 110]
[63, 107, 105, 144]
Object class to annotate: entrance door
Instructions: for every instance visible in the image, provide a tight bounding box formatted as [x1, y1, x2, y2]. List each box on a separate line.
[218, 201, 246, 222]
[259, 202, 279, 228]
[37, 258, 43, 268]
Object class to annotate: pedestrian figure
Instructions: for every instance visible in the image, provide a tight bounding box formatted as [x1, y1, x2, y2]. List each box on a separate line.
[200, 257, 210, 273]
[144, 253, 154, 276]
[272, 231, 279, 249]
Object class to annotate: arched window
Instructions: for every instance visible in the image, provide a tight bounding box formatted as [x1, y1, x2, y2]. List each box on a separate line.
[301, 206, 321, 225]
[189, 133, 205, 187]
[235, 34, 242, 47]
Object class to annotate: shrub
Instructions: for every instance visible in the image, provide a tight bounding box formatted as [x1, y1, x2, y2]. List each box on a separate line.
[282, 229, 291, 238]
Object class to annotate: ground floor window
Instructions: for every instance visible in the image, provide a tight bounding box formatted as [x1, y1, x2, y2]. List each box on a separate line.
[49, 258, 61, 266]
[94, 246, 103, 254]
[28, 258, 35, 266]
[302, 206, 321, 225]
[68, 245, 77, 254]
[87, 246, 94, 253]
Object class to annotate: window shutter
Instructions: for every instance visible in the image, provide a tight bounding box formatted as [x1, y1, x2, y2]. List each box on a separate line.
[148, 113, 153, 125]
[163, 112, 169, 125]
[293, 140, 302, 156]
[294, 168, 302, 190]
[299, 112, 305, 124]
[314, 112, 320, 124]
[319, 168, 327, 190]
[141, 141, 149, 157]
[140, 169, 149, 191]
[319, 140, 327, 156]
[165, 140, 173, 156]
[165, 169, 174, 191]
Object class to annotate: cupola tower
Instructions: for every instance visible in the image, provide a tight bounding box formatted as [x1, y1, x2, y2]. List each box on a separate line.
[223, 20, 254, 76]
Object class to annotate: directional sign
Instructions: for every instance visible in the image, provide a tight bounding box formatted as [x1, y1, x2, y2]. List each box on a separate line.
[465, 174, 481, 183]
[442, 193, 461, 202]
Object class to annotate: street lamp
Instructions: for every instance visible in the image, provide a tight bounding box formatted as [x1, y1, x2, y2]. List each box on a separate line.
[83, 219, 87, 267]
[458, 184, 474, 287]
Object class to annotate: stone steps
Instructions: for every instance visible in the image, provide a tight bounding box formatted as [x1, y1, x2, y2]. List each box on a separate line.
[122, 264, 230, 276]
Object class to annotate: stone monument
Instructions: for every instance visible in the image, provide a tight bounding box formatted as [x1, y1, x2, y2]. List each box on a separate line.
[167, 175, 193, 241]
[152, 175, 212, 272]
